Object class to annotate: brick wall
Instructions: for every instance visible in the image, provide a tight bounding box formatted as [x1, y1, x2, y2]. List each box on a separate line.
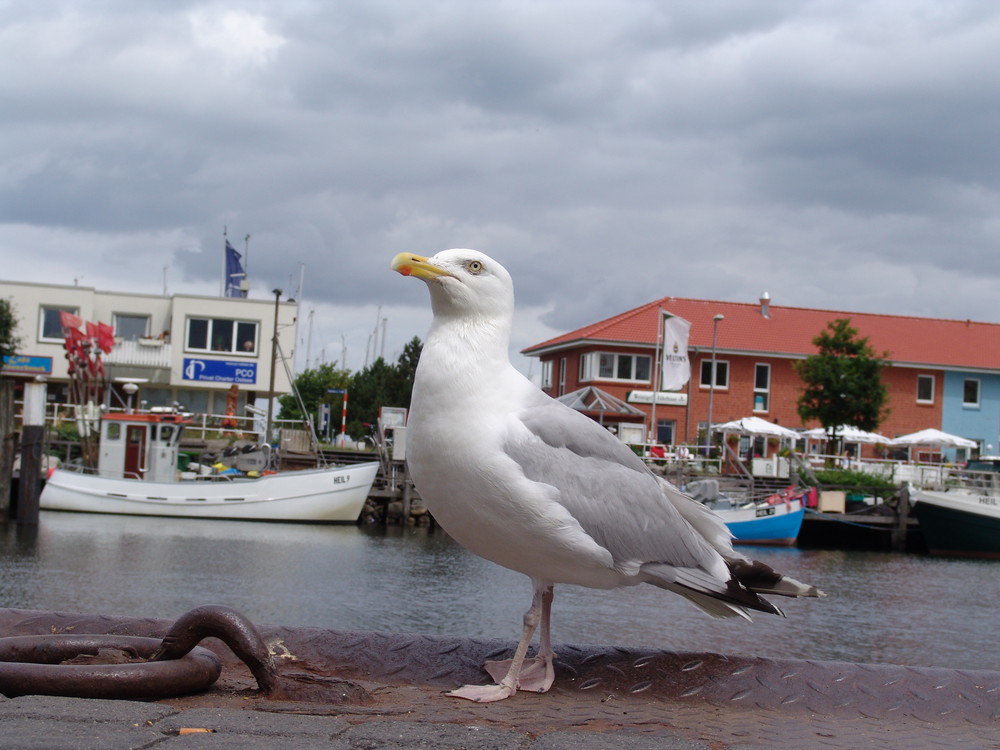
[538, 349, 945, 446]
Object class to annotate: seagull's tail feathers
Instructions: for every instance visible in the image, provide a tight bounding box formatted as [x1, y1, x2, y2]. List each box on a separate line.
[665, 587, 754, 621]
[640, 562, 784, 620]
[725, 557, 827, 599]
[655, 477, 827, 603]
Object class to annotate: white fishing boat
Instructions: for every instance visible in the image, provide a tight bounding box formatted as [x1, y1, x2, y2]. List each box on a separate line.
[910, 466, 1000, 559]
[40, 410, 379, 523]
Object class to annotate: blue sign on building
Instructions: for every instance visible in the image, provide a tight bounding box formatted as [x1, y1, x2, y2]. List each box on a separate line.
[182, 358, 257, 385]
[2, 355, 53, 375]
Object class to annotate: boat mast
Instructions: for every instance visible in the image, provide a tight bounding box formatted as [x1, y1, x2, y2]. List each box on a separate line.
[265, 288, 282, 448]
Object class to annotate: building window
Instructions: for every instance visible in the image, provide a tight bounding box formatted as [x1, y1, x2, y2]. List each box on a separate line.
[963, 378, 981, 408]
[699, 359, 729, 389]
[656, 419, 676, 445]
[579, 352, 652, 383]
[39, 306, 79, 342]
[114, 313, 149, 341]
[558, 357, 567, 396]
[753, 363, 770, 412]
[186, 317, 258, 355]
[540, 360, 553, 389]
[175, 388, 210, 414]
[916, 374, 935, 404]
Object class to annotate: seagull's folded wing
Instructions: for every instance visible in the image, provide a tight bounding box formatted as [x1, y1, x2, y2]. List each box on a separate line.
[505, 401, 728, 575]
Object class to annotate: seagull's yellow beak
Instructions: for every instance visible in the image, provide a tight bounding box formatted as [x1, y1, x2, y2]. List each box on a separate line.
[390, 253, 455, 281]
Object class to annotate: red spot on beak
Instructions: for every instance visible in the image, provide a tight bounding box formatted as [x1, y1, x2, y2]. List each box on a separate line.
[399, 266, 412, 276]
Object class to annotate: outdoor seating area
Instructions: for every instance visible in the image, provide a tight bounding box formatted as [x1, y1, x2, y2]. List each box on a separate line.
[629, 415, 983, 490]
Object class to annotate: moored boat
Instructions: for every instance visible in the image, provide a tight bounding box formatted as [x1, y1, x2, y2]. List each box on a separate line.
[40, 410, 379, 523]
[709, 496, 805, 546]
[910, 482, 1000, 559]
[686, 479, 805, 546]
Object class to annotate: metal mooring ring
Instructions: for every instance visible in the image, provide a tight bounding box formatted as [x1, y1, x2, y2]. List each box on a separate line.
[0, 634, 221, 699]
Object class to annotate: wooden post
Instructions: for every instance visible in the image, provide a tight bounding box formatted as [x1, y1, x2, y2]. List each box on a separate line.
[17, 425, 43, 525]
[0, 378, 14, 520]
[892, 484, 910, 552]
[17, 381, 48, 525]
[401, 482, 412, 523]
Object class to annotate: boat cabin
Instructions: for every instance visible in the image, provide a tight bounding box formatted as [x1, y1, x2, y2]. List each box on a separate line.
[97, 411, 188, 482]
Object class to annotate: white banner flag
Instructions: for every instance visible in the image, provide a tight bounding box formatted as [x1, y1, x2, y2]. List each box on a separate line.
[661, 315, 692, 391]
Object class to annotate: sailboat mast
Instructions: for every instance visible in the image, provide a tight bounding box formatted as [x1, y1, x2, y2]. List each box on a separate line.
[265, 288, 282, 447]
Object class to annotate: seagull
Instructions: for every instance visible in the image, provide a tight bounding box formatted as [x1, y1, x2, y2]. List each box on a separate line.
[390, 249, 824, 703]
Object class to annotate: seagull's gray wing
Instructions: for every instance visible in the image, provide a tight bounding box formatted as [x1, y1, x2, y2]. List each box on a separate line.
[504, 400, 724, 573]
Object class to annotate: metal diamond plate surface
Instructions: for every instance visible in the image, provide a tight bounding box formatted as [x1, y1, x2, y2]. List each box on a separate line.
[2, 607, 997, 749]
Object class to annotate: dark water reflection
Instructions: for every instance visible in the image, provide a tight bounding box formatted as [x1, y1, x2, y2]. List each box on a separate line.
[2, 512, 997, 672]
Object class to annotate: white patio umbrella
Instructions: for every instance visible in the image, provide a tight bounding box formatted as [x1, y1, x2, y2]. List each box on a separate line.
[712, 416, 799, 439]
[888, 428, 977, 448]
[801, 425, 888, 444]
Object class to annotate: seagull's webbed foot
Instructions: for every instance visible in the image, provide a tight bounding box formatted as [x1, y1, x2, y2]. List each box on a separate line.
[484, 653, 556, 693]
[446, 680, 517, 703]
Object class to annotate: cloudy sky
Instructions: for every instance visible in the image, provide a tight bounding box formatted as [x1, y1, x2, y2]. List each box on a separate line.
[3, 1, 1000, 376]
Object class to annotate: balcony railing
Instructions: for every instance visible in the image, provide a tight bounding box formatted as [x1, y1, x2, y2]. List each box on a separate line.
[105, 339, 172, 368]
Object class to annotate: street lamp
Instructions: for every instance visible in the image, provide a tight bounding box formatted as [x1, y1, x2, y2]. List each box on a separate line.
[265, 288, 282, 446]
[706, 314, 725, 452]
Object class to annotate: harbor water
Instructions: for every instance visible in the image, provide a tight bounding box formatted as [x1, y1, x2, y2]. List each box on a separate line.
[1, 511, 997, 673]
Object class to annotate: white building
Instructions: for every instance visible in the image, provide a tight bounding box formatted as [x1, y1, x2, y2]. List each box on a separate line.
[0, 279, 298, 418]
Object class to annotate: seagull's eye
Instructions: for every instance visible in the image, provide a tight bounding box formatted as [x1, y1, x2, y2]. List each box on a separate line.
[466, 260, 484, 275]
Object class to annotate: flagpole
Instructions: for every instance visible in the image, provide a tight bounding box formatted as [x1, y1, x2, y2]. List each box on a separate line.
[244, 234, 251, 290]
[221, 227, 228, 297]
[650, 308, 663, 444]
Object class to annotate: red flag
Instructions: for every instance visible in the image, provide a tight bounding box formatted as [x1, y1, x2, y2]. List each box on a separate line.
[86, 321, 98, 340]
[65, 327, 87, 356]
[97, 322, 115, 353]
[59, 310, 83, 330]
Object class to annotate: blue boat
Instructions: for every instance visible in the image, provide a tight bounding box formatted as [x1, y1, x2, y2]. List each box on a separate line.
[713, 497, 805, 546]
[686, 479, 805, 546]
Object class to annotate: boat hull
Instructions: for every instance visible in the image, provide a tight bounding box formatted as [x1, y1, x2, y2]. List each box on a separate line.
[712, 499, 804, 546]
[39, 462, 380, 523]
[911, 488, 1000, 559]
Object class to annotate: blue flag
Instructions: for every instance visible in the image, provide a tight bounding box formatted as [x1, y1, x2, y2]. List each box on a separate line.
[224, 241, 247, 298]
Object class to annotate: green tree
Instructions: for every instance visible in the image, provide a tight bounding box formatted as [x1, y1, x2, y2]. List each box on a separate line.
[346, 337, 422, 438]
[393, 337, 422, 403]
[0, 298, 20, 359]
[276, 362, 351, 423]
[794, 318, 889, 446]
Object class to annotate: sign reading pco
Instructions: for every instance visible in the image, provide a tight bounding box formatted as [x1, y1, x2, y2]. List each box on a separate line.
[182, 358, 257, 385]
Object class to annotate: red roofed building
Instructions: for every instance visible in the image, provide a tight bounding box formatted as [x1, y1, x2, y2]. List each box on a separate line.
[522, 295, 1000, 457]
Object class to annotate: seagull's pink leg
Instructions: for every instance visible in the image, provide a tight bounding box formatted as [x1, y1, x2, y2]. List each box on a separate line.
[529, 584, 557, 692]
[447, 582, 553, 702]
[485, 583, 556, 692]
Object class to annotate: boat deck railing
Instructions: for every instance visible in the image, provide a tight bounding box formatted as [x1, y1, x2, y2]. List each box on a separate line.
[931, 466, 1000, 492]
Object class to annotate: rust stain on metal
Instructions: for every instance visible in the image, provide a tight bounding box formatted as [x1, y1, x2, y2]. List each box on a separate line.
[0, 605, 372, 704]
[0, 633, 220, 699]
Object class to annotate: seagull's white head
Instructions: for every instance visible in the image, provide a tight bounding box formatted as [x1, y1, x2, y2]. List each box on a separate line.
[391, 249, 514, 324]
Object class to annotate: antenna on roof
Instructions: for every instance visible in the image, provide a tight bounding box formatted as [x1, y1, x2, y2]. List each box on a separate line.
[759, 291, 771, 319]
